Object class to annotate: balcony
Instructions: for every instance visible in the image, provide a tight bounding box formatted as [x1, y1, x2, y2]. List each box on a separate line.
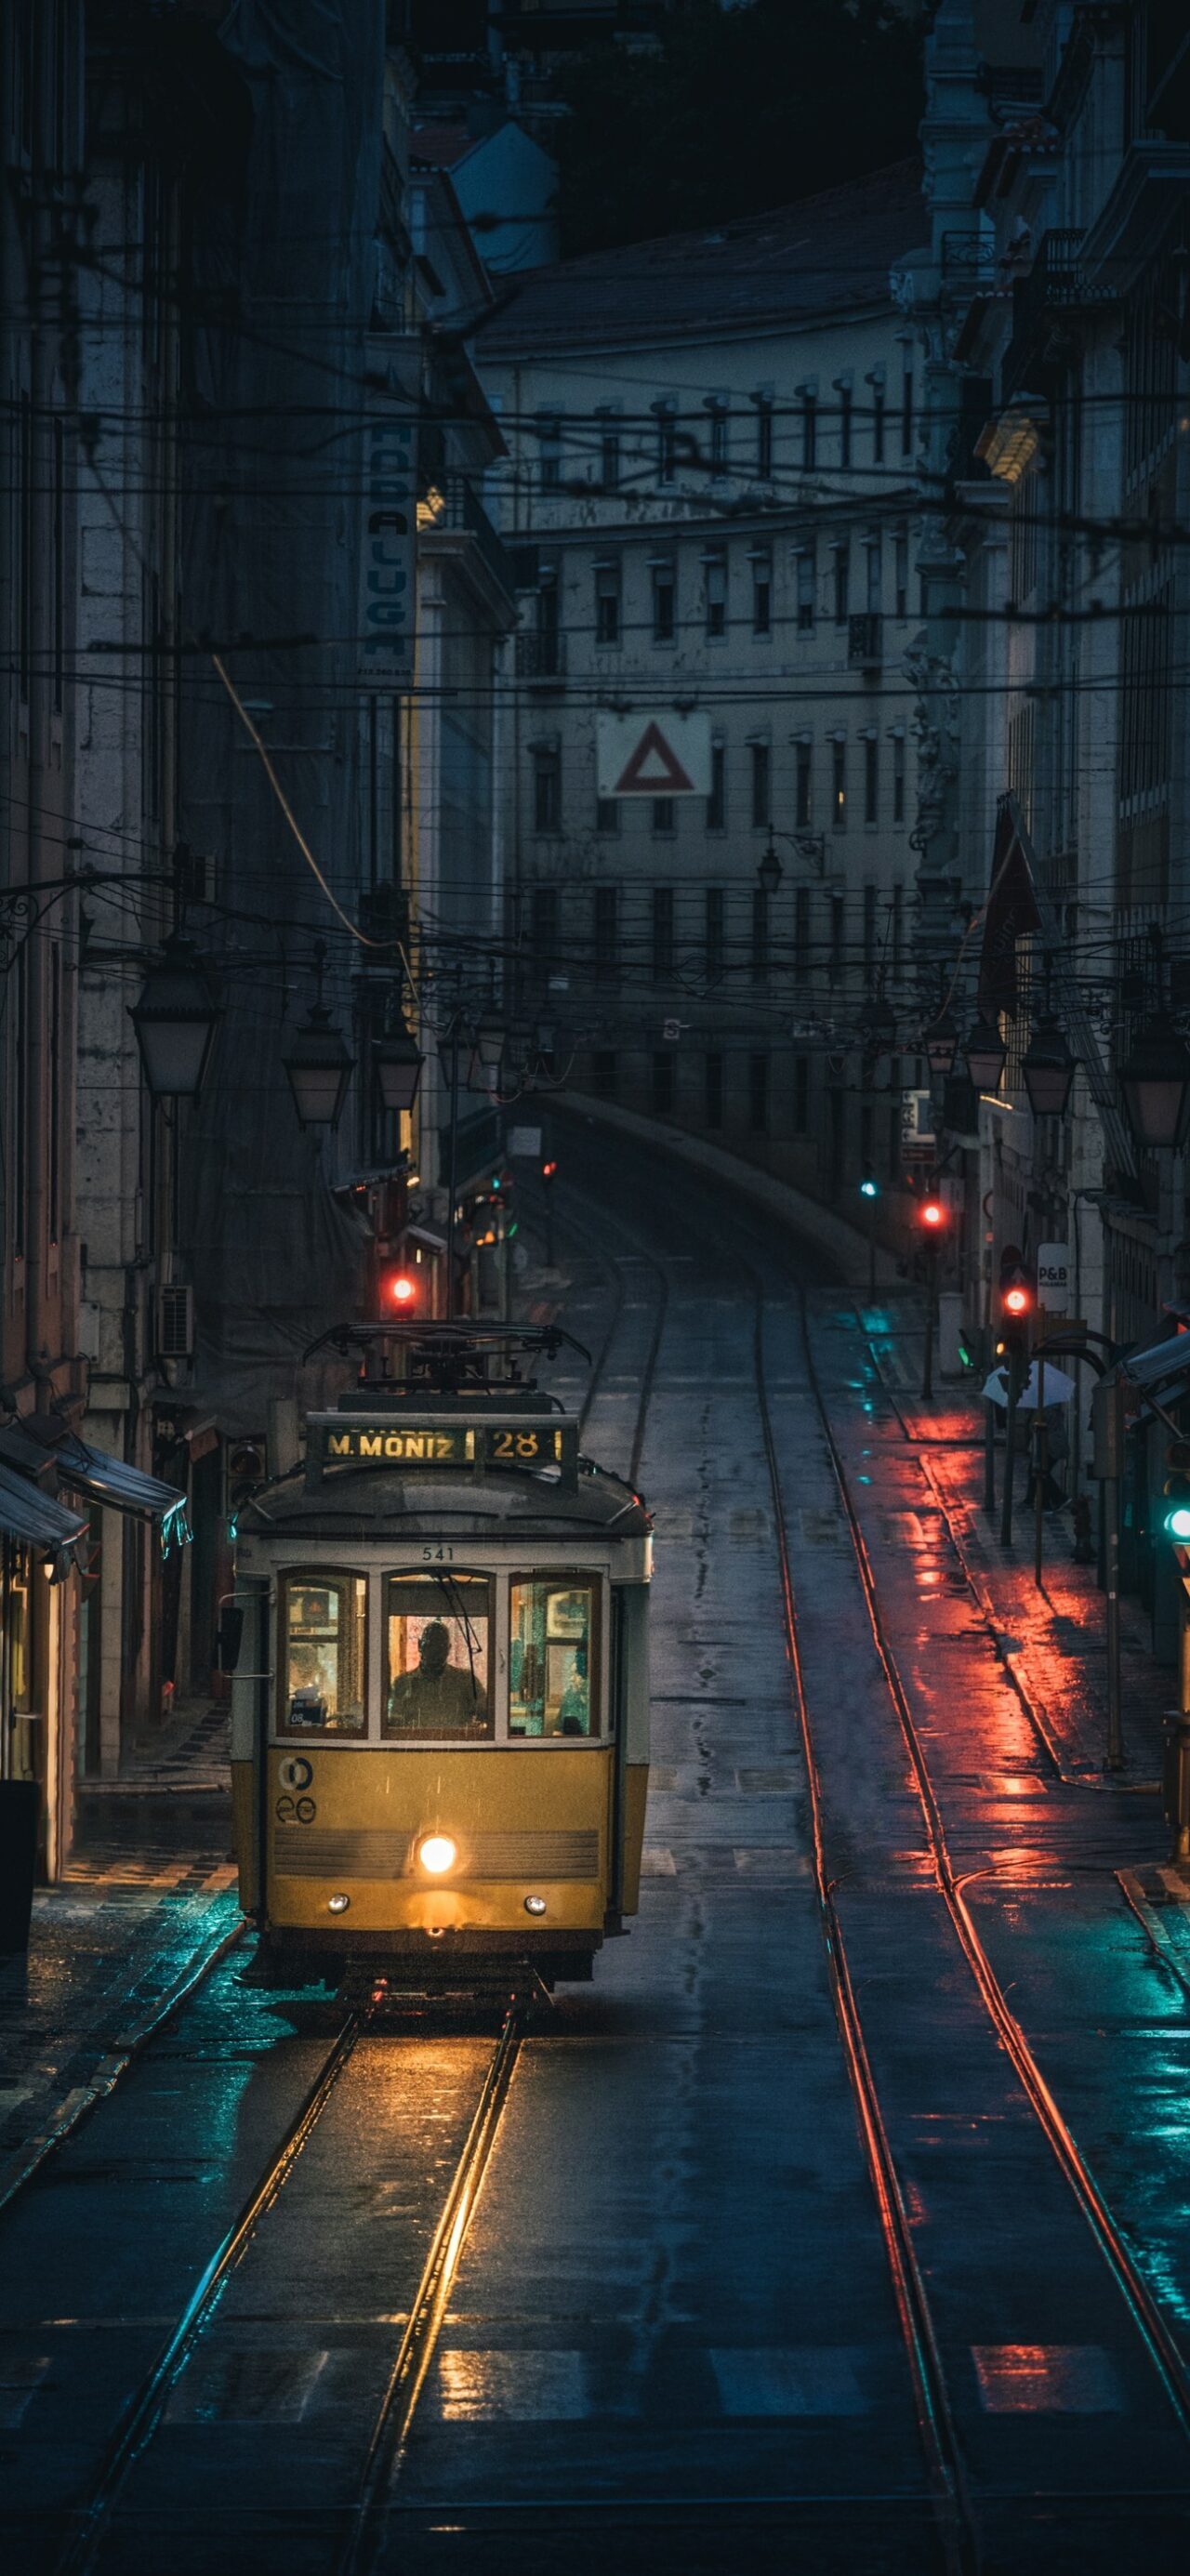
[1000, 231, 1118, 402]
[848, 614, 882, 671]
[417, 475, 514, 614]
[515, 630, 567, 686]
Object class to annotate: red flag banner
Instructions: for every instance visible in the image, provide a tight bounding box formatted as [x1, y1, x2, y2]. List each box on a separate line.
[976, 799, 1042, 1014]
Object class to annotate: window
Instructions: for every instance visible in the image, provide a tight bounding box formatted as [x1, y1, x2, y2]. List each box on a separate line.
[793, 1056, 810, 1132]
[829, 892, 845, 984]
[533, 746, 561, 832]
[894, 528, 908, 619]
[652, 1050, 674, 1116]
[707, 399, 728, 476]
[705, 886, 724, 984]
[801, 391, 817, 470]
[595, 561, 620, 646]
[705, 1052, 723, 1129]
[796, 545, 815, 633]
[704, 546, 727, 639]
[794, 885, 810, 973]
[596, 794, 619, 835]
[892, 881, 904, 974]
[892, 733, 906, 824]
[872, 387, 886, 463]
[839, 386, 853, 469]
[593, 1050, 617, 1097]
[750, 742, 771, 828]
[795, 739, 813, 827]
[653, 885, 674, 980]
[864, 734, 879, 825]
[707, 741, 726, 830]
[749, 1053, 769, 1134]
[832, 738, 847, 830]
[866, 536, 881, 615]
[833, 541, 850, 627]
[863, 883, 877, 978]
[652, 797, 675, 836]
[901, 364, 914, 457]
[535, 572, 560, 673]
[510, 1577, 599, 1737]
[751, 889, 768, 987]
[279, 1573, 366, 1737]
[597, 409, 620, 492]
[656, 400, 677, 483]
[593, 884, 618, 982]
[383, 1573, 491, 1740]
[751, 548, 772, 636]
[755, 396, 774, 480]
[537, 412, 562, 492]
[651, 559, 676, 642]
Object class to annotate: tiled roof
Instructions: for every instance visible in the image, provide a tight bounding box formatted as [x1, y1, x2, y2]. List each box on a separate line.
[478, 160, 927, 354]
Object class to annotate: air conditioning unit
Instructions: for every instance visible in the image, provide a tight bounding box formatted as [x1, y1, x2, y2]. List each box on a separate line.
[156, 1284, 194, 1361]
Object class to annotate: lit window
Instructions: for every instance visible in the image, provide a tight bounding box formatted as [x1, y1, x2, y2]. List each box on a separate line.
[383, 1574, 491, 1740]
[509, 1578, 598, 1737]
[280, 1574, 366, 1737]
[832, 738, 847, 830]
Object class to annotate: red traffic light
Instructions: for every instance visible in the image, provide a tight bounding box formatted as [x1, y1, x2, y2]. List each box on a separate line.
[1003, 1284, 1030, 1316]
[383, 1270, 416, 1309]
[542, 1159, 558, 1180]
[920, 1198, 945, 1228]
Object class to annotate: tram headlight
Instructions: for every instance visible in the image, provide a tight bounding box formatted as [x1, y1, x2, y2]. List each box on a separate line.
[523, 1895, 547, 1918]
[327, 1893, 350, 1914]
[417, 1834, 457, 1876]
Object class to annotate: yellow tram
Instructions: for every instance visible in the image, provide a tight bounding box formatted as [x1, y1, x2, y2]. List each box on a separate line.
[228, 1323, 652, 1985]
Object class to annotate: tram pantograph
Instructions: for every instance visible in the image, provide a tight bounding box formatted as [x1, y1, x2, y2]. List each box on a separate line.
[228, 1322, 652, 1986]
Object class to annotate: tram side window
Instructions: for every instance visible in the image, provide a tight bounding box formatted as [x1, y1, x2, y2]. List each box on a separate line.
[509, 1579, 598, 1737]
[279, 1574, 367, 1735]
[383, 1574, 493, 1740]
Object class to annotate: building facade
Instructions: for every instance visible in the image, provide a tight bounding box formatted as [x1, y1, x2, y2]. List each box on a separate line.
[476, 165, 939, 1229]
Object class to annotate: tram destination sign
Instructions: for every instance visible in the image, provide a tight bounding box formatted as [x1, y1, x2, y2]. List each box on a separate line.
[308, 1416, 576, 1486]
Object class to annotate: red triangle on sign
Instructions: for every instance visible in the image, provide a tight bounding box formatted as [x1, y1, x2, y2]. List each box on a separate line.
[613, 720, 695, 795]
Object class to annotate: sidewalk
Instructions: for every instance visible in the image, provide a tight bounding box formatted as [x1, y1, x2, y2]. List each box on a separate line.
[0, 1700, 238, 2213]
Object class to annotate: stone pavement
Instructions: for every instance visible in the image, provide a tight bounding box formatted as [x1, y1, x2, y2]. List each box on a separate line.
[0, 1698, 238, 2212]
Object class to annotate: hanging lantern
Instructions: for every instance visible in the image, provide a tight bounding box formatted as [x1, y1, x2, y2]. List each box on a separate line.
[129, 934, 221, 1100]
[924, 1009, 959, 1077]
[756, 835, 783, 898]
[373, 1016, 423, 1115]
[964, 1014, 1007, 1093]
[1021, 1012, 1077, 1119]
[284, 1004, 354, 1128]
[1119, 1011, 1190, 1150]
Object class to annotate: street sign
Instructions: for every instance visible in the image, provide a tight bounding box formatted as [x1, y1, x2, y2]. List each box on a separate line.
[900, 1089, 934, 1155]
[1037, 1241, 1071, 1310]
[507, 1125, 543, 1158]
[596, 710, 712, 799]
[359, 415, 416, 682]
[661, 1018, 682, 1042]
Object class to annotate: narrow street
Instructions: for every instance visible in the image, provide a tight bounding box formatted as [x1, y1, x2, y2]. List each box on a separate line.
[3, 1120, 1190, 2572]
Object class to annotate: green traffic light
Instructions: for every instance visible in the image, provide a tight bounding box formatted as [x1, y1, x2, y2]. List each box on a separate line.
[1167, 1503, 1190, 1541]
[859, 1177, 879, 1199]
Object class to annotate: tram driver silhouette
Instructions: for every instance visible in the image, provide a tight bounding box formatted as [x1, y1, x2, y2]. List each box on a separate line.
[388, 1620, 487, 1731]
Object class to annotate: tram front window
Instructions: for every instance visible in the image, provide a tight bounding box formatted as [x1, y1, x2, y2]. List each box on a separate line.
[280, 1574, 366, 1736]
[384, 1574, 492, 1739]
[509, 1578, 597, 1737]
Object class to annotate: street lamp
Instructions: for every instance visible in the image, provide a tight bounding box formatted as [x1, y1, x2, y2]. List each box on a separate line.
[756, 836, 783, 898]
[373, 1013, 423, 1115]
[129, 933, 221, 1100]
[1119, 1011, 1190, 1150]
[283, 954, 354, 1129]
[924, 1009, 959, 1078]
[964, 1014, 1007, 1093]
[1021, 1012, 1077, 1119]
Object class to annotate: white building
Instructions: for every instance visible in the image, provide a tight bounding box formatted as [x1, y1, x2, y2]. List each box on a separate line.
[476, 163, 940, 1217]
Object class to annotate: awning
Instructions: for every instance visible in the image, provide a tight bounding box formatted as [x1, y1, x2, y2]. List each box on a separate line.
[1120, 1329, 1190, 1414]
[0, 1463, 88, 1569]
[0, 1422, 188, 1539]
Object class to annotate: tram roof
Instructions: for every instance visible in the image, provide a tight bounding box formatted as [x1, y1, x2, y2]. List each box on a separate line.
[237, 1460, 649, 1544]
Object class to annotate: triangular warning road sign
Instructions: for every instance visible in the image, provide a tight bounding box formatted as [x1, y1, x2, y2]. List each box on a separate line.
[613, 720, 695, 795]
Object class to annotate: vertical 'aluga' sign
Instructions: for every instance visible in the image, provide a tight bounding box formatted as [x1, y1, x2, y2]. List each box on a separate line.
[360, 412, 416, 682]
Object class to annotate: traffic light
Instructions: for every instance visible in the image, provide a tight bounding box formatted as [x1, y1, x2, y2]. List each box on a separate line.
[919, 1194, 945, 1233]
[997, 1246, 1035, 1345]
[541, 1159, 558, 1183]
[1164, 1441, 1190, 1541]
[858, 1167, 879, 1201]
[379, 1264, 417, 1314]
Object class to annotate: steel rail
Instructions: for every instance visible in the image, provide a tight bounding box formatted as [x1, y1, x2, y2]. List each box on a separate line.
[53, 2007, 366, 2576]
[557, 1190, 668, 1484]
[799, 1288, 1190, 2448]
[337, 1995, 527, 2576]
[747, 1270, 977, 2576]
